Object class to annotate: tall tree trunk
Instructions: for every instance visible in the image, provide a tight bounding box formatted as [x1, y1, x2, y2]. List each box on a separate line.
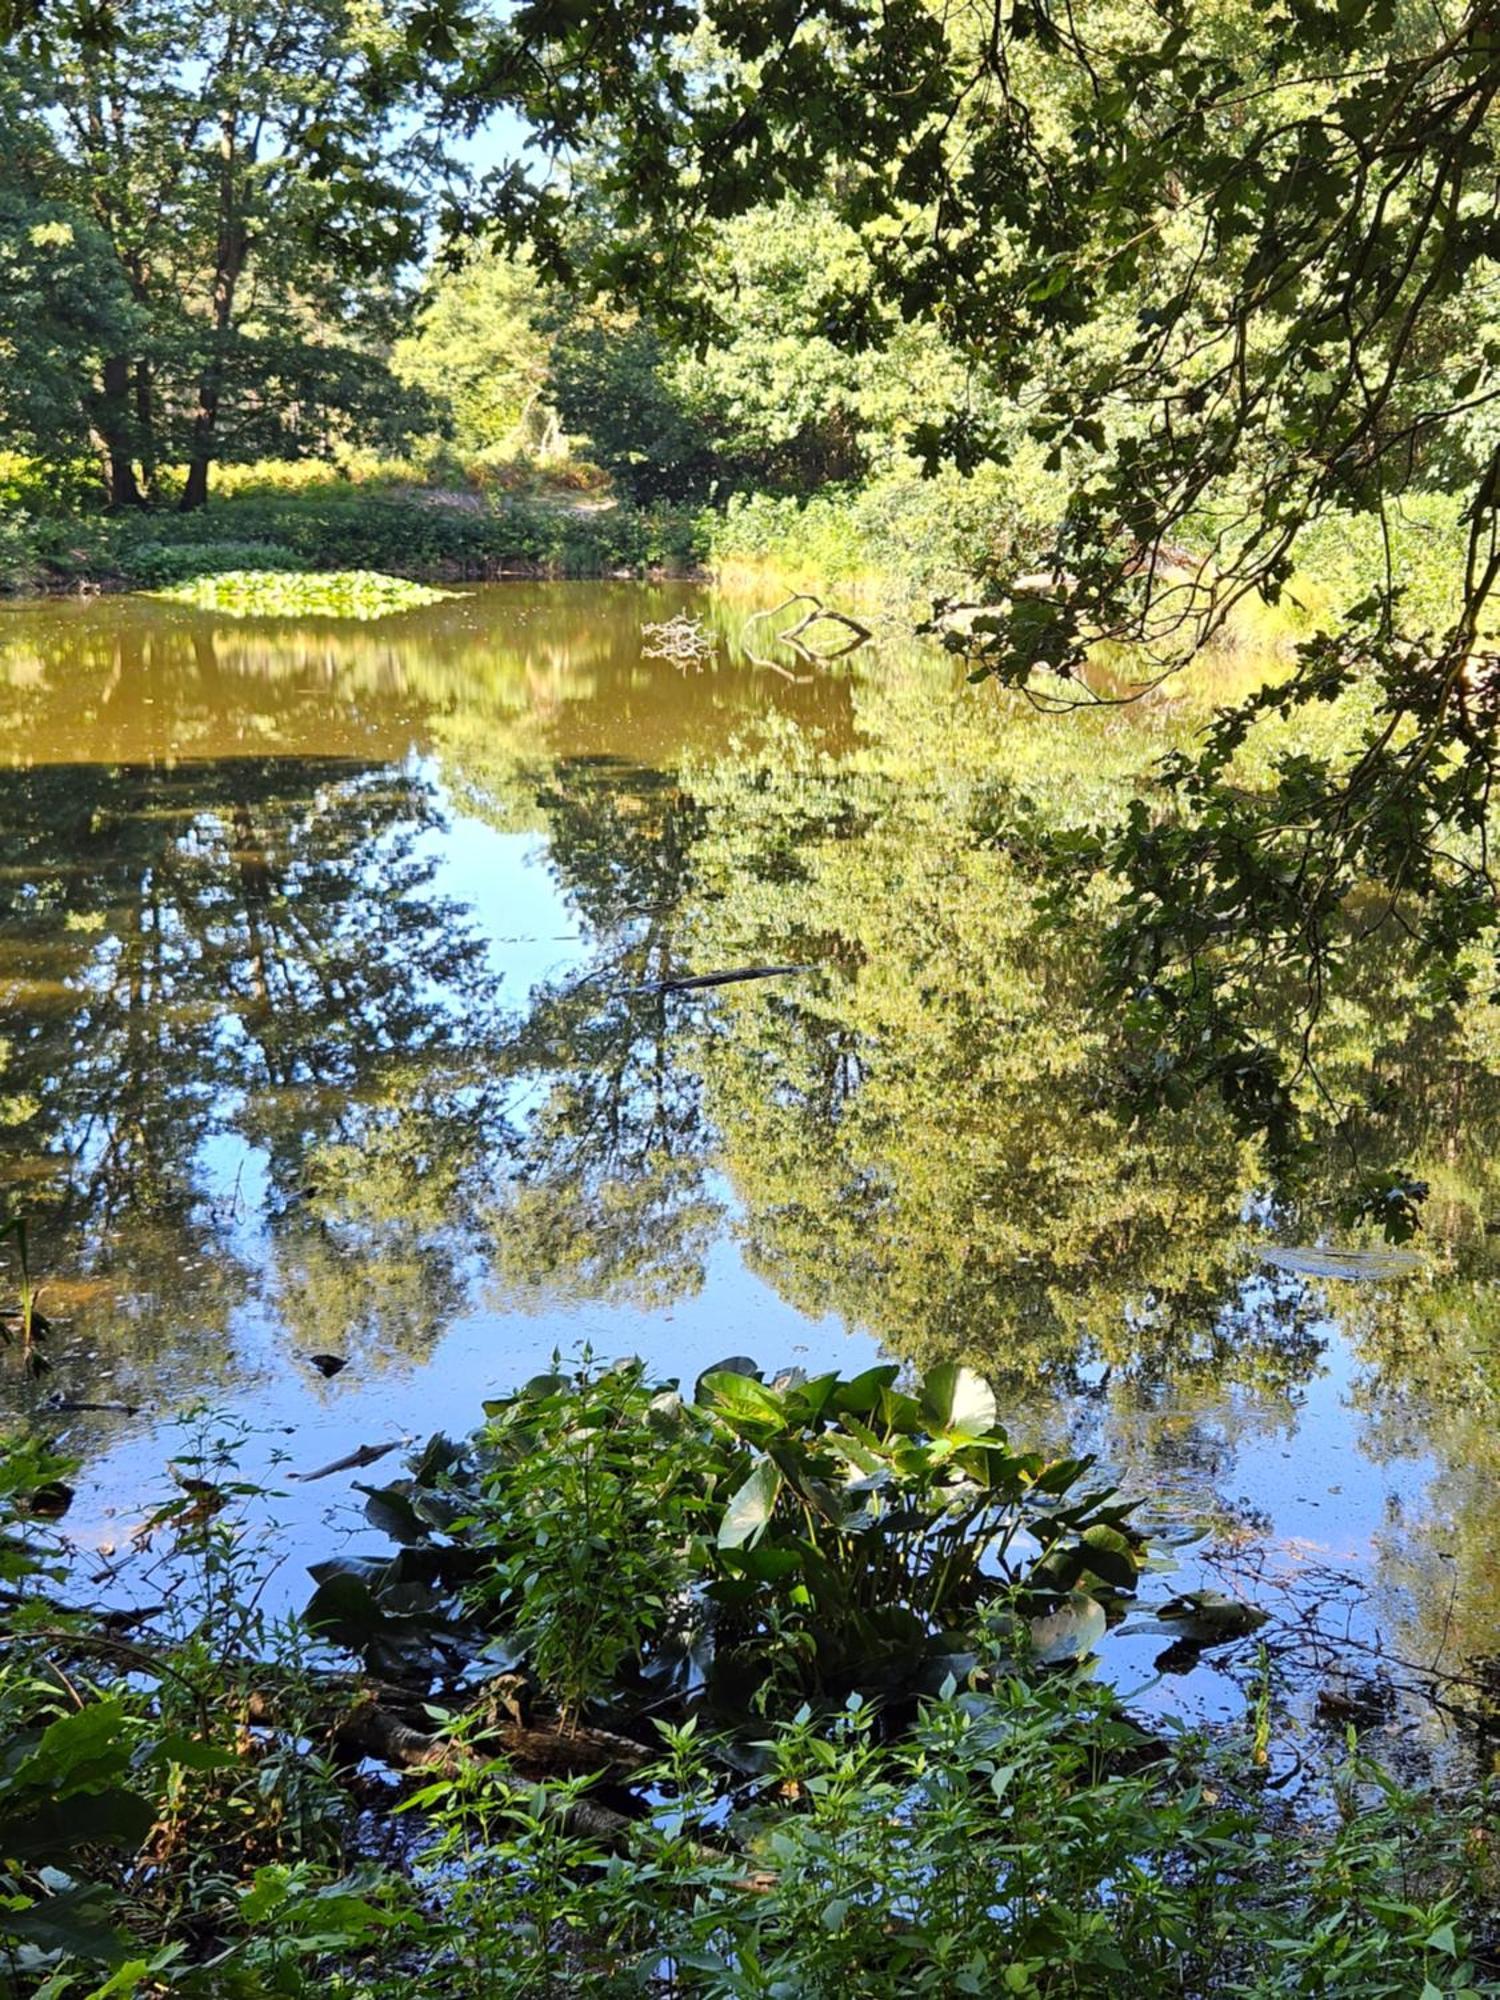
[179, 421, 216, 512]
[180, 336, 230, 511]
[132, 325, 157, 502]
[100, 354, 144, 509]
[179, 110, 248, 514]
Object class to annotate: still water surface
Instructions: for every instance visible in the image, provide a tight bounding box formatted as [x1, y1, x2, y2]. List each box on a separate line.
[2, 582, 1497, 1730]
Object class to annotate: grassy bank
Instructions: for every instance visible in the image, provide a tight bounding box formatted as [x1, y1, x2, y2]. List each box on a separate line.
[1, 453, 1475, 646]
[701, 469, 1478, 650]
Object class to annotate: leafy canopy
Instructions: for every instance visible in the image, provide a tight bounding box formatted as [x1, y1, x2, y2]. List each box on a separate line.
[408, 0, 1500, 1207]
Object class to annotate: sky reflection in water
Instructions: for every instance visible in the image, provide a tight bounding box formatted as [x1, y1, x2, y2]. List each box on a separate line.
[0, 581, 1492, 1735]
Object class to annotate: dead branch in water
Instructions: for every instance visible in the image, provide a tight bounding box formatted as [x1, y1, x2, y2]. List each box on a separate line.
[740, 594, 873, 669]
[642, 611, 717, 669]
[290, 1440, 404, 1482]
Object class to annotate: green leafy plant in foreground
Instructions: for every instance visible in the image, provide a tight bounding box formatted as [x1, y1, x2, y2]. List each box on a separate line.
[319, 1356, 1143, 1720]
[465, 1361, 726, 1727]
[389, 1677, 1500, 1999]
[2, 1397, 1498, 1995]
[0, 1420, 413, 1997]
[143, 568, 461, 618]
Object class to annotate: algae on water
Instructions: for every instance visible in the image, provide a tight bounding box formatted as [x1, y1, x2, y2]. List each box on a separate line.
[145, 568, 461, 619]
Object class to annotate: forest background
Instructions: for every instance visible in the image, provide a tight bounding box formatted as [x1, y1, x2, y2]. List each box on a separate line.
[0, 0, 1459, 620]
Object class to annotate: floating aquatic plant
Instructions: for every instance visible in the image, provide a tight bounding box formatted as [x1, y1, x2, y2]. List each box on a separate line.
[145, 568, 460, 619]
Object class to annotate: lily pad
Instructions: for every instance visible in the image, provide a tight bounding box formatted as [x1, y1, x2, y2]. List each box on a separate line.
[693, 1355, 761, 1402]
[1027, 1592, 1107, 1664]
[145, 568, 460, 619]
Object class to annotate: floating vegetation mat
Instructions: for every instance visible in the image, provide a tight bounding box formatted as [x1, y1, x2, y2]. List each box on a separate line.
[145, 568, 460, 618]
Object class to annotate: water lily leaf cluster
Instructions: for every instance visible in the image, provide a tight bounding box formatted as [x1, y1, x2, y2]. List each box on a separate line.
[304, 1356, 1143, 1723]
[146, 568, 460, 619]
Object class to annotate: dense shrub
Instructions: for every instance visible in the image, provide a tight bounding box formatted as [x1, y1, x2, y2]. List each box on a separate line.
[124, 539, 304, 586]
[0, 484, 709, 593]
[706, 459, 1057, 606]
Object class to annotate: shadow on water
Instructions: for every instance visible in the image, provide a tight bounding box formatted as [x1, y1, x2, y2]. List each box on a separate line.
[4, 582, 1500, 1737]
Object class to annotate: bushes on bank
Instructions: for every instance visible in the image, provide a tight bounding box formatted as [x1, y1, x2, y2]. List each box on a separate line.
[0, 448, 1476, 623]
[706, 457, 1059, 607]
[0, 483, 709, 594]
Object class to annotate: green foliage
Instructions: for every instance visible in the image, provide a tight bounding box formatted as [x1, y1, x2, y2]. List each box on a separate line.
[0, 190, 136, 471]
[0, 1402, 1497, 1994]
[316, 1358, 1140, 1719]
[610, 1693, 1498, 1999]
[707, 456, 1057, 605]
[393, 248, 559, 470]
[0, 1434, 73, 1594]
[366, 0, 1500, 1182]
[548, 304, 725, 505]
[0, 512, 43, 593]
[4, 0, 448, 506]
[0, 481, 707, 592]
[387, 1678, 1500, 1999]
[0, 1683, 154, 1979]
[122, 539, 303, 587]
[467, 1360, 724, 1725]
[145, 569, 459, 619]
[0, 1420, 413, 1996]
[692, 1360, 1140, 1703]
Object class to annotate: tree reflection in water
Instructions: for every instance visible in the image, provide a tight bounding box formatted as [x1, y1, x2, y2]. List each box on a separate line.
[5, 587, 1500, 1685]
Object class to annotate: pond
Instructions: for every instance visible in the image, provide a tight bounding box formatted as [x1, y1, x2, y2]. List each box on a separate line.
[2, 580, 1497, 1739]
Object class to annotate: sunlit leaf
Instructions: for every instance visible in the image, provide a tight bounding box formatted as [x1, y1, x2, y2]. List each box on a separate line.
[718, 1458, 782, 1549]
[921, 1363, 998, 1436]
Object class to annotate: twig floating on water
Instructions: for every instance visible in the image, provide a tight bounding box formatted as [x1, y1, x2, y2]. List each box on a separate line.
[290, 1439, 403, 1483]
[1260, 1245, 1422, 1281]
[625, 964, 808, 996]
[44, 1395, 142, 1415]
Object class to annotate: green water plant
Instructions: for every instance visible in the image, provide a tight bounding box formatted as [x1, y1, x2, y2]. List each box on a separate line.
[0, 1423, 410, 1997]
[144, 568, 461, 619]
[0, 1215, 45, 1375]
[465, 1361, 725, 1727]
[310, 1356, 1142, 1720]
[690, 1358, 1141, 1704]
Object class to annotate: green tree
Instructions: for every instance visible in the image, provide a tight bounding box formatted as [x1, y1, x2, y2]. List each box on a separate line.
[412, 0, 1500, 1208]
[0, 87, 138, 474]
[393, 245, 559, 467]
[11, 0, 443, 507]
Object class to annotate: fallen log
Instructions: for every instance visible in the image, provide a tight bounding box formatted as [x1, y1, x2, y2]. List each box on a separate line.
[7, 1628, 774, 1885]
[740, 593, 872, 668]
[324, 1697, 642, 1846]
